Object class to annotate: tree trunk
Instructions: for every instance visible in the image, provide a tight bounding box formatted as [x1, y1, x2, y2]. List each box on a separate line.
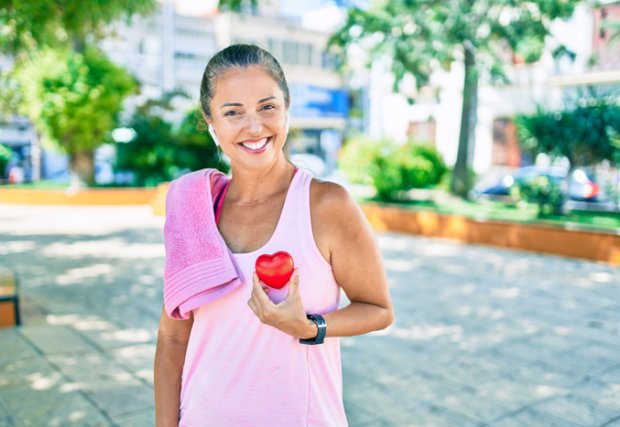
[450, 43, 479, 198]
[70, 150, 95, 187]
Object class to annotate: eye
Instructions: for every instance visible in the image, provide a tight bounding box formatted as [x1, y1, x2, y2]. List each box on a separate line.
[224, 110, 239, 117]
[261, 104, 276, 111]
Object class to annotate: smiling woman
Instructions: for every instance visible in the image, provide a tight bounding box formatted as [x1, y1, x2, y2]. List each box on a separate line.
[154, 44, 394, 427]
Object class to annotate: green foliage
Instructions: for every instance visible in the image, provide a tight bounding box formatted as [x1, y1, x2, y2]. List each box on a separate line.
[329, 0, 580, 197]
[402, 143, 447, 188]
[0, 0, 155, 53]
[0, 143, 11, 178]
[340, 137, 447, 201]
[0, 70, 21, 119]
[115, 104, 227, 186]
[14, 46, 137, 155]
[511, 175, 564, 217]
[516, 96, 620, 168]
[217, 0, 258, 12]
[338, 136, 384, 185]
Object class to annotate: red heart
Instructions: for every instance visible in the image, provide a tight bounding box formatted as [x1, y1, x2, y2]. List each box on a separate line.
[255, 251, 294, 289]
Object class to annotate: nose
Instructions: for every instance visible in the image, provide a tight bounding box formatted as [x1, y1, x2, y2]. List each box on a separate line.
[245, 113, 263, 134]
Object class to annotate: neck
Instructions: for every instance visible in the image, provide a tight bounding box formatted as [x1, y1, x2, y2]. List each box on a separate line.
[228, 158, 295, 204]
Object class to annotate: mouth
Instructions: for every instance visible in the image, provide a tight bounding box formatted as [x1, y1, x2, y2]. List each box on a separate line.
[239, 137, 271, 153]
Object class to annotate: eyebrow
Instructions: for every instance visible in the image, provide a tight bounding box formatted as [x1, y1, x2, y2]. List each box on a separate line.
[220, 96, 277, 109]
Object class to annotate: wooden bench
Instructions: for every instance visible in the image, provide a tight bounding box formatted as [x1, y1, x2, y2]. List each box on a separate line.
[0, 266, 20, 328]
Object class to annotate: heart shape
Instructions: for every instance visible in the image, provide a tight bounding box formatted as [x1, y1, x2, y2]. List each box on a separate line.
[255, 251, 294, 289]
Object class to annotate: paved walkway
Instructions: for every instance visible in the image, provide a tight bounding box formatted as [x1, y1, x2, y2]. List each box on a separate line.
[0, 204, 619, 427]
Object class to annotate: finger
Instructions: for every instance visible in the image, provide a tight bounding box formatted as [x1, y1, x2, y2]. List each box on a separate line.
[252, 272, 272, 305]
[287, 269, 300, 298]
[247, 298, 257, 314]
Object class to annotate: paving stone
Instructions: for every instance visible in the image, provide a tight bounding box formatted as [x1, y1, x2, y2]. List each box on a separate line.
[489, 407, 582, 427]
[344, 400, 392, 426]
[110, 407, 155, 427]
[529, 393, 620, 426]
[47, 353, 143, 392]
[0, 330, 40, 365]
[601, 415, 620, 427]
[570, 377, 620, 412]
[111, 344, 156, 385]
[396, 403, 481, 427]
[0, 356, 59, 388]
[601, 364, 620, 383]
[0, 383, 109, 427]
[2, 205, 620, 426]
[343, 367, 431, 423]
[86, 385, 153, 419]
[19, 325, 97, 355]
[434, 387, 520, 424]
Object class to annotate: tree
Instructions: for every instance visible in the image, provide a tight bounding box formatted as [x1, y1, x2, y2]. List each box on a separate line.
[329, 0, 581, 198]
[0, 0, 155, 54]
[516, 95, 620, 170]
[1, 0, 155, 184]
[15, 47, 137, 185]
[115, 98, 227, 186]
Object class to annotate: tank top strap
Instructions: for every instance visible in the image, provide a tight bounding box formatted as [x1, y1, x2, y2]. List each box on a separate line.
[273, 167, 313, 239]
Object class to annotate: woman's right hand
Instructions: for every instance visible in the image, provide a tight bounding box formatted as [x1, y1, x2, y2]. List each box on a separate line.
[247, 269, 317, 340]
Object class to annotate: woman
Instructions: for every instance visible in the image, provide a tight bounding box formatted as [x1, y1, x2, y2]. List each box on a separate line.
[154, 44, 393, 427]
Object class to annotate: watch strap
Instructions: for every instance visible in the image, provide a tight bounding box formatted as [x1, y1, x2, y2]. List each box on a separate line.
[299, 314, 326, 345]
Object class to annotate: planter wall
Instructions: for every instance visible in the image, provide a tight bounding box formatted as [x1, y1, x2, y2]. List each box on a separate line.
[3, 185, 618, 265]
[0, 187, 157, 205]
[361, 202, 620, 265]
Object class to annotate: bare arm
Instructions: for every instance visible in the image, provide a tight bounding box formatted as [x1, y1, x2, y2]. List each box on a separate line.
[154, 307, 193, 427]
[247, 182, 394, 339]
[313, 182, 394, 337]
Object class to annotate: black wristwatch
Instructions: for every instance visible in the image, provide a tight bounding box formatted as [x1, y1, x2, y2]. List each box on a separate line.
[299, 314, 327, 345]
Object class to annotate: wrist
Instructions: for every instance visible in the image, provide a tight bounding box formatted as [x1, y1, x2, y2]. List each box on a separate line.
[298, 317, 318, 340]
[299, 314, 327, 345]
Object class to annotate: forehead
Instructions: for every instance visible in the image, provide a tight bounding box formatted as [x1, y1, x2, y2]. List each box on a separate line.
[212, 65, 283, 102]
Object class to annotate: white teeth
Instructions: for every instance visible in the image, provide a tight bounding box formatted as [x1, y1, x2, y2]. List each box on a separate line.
[241, 138, 268, 150]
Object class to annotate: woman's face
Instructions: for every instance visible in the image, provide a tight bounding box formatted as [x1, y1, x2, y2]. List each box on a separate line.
[208, 65, 288, 171]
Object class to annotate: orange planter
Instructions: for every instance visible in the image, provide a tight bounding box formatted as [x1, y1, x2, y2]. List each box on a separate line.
[0, 187, 157, 205]
[361, 203, 620, 265]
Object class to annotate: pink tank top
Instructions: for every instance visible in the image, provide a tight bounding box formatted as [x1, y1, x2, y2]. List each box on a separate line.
[179, 168, 348, 426]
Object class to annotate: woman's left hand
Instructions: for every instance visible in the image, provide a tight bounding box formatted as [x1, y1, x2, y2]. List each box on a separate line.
[247, 269, 316, 339]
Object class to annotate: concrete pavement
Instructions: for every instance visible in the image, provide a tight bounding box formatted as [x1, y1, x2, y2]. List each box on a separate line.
[0, 204, 619, 427]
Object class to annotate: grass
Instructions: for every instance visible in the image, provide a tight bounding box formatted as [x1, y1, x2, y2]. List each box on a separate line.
[364, 192, 620, 233]
[4, 180, 70, 189]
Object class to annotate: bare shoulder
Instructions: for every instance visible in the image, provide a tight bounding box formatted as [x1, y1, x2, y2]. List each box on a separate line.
[310, 179, 360, 220]
[309, 179, 368, 245]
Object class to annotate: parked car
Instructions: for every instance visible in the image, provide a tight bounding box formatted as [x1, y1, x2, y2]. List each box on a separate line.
[472, 166, 601, 202]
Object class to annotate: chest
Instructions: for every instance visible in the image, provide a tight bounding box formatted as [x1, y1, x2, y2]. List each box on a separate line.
[217, 196, 287, 254]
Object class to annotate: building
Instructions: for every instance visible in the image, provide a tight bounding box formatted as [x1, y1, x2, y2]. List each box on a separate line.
[366, 2, 620, 178]
[101, 0, 348, 173]
[1, 1, 348, 182]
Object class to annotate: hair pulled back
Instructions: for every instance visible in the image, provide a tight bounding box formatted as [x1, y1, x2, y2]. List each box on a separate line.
[200, 44, 290, 118]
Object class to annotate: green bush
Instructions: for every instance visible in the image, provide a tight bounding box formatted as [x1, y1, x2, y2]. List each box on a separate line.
[511, 175, 564, 217]
[401, 143, 447, 189]
[115, 106, 227, 186]
[0, 143, 11, 178]
[340, 137, 447, 201]
[338, 136, 385, 185]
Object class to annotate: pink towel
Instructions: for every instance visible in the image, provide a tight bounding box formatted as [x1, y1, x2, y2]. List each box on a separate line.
[163, 168, 244, 320]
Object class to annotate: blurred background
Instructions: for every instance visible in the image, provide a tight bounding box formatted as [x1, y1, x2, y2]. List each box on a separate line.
[1, 2, 620, 426]
[0, 0, 618, 217]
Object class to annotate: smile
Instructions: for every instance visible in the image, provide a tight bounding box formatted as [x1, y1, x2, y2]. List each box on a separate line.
[240, 137, 270, 152]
